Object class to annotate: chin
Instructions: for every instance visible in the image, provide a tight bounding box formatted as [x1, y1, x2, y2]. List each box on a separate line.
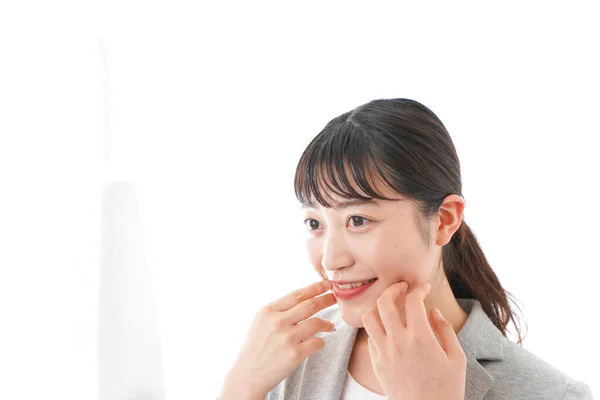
[339, 305, 368, 328]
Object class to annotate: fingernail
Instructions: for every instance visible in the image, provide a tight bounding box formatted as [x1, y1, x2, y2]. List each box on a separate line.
[322, 280, 331, 288]
[434, 308, 443, 318]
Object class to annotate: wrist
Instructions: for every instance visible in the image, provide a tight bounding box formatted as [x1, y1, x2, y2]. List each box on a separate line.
[220, 369, 266, 400]
[219, 388, 265, 400]
[219, 385, 265, 400]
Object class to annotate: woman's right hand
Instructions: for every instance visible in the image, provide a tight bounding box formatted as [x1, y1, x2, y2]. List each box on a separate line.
[220, 279, 337, 400]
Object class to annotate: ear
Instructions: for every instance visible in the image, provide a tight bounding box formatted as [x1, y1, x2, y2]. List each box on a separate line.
[435, 194, 465, 247]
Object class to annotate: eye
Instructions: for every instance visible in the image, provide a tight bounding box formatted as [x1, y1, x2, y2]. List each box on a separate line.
[304, 218, 322, 230]
[348, 215, 369, 227]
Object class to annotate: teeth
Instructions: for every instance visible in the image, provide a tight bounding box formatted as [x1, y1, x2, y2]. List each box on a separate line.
[337, 278, 376, 290]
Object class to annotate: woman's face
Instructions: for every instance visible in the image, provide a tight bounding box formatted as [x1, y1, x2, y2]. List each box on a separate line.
[302, 187, 441, 328]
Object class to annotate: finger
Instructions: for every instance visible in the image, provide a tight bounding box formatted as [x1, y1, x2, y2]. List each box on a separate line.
[268, 280, 333, 312]
[377, 281, 408, 334]
[380, 280, 408, 310]
[296, 337, 326, 360]
[367, 336, 378, 360]
[430, 308, 464, 359]
[362, 305, 386, 349]
[404, 282, 433, 332]
[287, 292, 337, 324]
[294, 317, 335, 342]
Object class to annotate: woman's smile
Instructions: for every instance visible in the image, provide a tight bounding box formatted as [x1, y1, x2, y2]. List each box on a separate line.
[332, 278, 378, 301]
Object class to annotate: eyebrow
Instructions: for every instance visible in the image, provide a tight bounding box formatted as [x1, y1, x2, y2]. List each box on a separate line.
[301, 199, 381, 210]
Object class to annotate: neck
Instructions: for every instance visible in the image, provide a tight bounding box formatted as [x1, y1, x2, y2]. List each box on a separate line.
[426, 272, 468, 334]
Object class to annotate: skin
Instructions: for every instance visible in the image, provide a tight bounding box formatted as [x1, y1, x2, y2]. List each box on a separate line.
[301, 181, 469, 396]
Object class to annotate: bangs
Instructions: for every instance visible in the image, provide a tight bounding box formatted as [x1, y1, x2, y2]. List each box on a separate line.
[294, 120, 397, 208]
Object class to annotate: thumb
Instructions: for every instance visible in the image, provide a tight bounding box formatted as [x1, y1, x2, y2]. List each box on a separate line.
[430, 308, 463, 358]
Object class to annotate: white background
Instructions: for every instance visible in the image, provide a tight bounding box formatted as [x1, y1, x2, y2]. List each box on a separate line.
[0, 1, 598, 399]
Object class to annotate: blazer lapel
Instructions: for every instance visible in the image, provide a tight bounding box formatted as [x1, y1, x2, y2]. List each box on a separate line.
[462, 349, 495, 400]
[295, 310, 359, 400]
[456, 298, 505, 400]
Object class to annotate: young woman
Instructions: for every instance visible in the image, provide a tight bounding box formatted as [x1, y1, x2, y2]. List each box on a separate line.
[219, 99, 593, 399]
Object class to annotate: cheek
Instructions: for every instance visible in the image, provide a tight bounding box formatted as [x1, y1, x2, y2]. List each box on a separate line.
[305, 238, 325, 277]
[361, 231, 411, 266]
[364, 230, 430, 283]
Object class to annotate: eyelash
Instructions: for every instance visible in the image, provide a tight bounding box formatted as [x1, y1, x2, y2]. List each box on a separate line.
[303, 215, 372, 230]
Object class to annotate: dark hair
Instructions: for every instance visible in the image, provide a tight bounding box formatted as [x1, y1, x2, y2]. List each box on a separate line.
[294, 98, 525, 344]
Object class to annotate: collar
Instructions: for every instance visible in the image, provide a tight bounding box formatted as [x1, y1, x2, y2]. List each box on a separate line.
[456, 298, 504, 362]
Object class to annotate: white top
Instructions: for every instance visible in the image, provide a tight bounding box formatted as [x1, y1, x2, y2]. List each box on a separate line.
[340, 370, 388, 399]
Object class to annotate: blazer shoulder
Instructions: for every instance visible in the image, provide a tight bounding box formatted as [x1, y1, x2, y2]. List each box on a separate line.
[561, 378, 594, 400]
[485, 338, 593, 399]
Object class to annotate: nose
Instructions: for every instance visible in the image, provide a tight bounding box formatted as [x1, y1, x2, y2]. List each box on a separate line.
[321, 229, 354, 272]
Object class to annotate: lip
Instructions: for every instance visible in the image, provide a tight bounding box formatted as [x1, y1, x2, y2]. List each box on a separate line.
[332, 278, 377, 285]
[332, 279, 377, 301]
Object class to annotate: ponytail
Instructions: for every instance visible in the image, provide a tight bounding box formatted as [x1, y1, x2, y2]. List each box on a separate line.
[443, 220, 525, 344]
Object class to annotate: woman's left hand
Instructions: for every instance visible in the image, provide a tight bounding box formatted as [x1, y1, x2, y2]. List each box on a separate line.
[361, 281, 467, 400]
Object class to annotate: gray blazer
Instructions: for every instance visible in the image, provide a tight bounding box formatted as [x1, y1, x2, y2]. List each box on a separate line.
[265, 298, 593, 399]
